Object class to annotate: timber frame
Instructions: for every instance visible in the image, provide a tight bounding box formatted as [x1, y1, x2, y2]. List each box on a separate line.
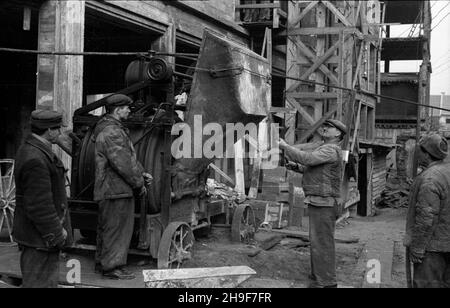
[283, 0, 381, 151]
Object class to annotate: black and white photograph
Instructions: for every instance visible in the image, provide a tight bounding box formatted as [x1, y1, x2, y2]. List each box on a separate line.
[0, 0, 449, 292]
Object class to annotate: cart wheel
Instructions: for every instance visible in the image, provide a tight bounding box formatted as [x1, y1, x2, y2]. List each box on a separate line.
[0, 160, 15, 243]
[231, 204, 256, 244]
[157, 222, 194, 269]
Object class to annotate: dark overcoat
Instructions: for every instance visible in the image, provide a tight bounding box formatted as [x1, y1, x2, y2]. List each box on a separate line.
[13, 134, 72, 249]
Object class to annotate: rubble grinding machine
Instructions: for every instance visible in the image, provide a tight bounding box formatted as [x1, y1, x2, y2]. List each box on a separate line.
[68, 30, 272, 269]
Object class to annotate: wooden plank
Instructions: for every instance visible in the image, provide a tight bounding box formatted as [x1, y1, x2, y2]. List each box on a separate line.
[286, 92, 338, 100]
[234, 139, 246, 195]
[261, 28, 267, 57]
[269, 107, 296, 114]
[289, 1, 318, 27]
[271, 229, 359, 244]
[209, 163, 235, 186]
[298, 106, 338, 144]
[351, 101, 362, 153]
[236, 3, 280, 9]
[358, 105, 368, 140]
[322, 1, 353, 27]
[247, 120, 268, 199]
[36, 1, 85, 181]
[143, 266, 256, 288]
[286, 97, 315, 125]
[295, 40, 340, 86]
[298, 37, 343, 82]
[367, 107, 375, 140]
[353, 42, 365, 88]
[281, 27, 354, 36]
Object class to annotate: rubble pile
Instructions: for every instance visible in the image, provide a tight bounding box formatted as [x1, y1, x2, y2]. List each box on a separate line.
[379, 178, 412, 209]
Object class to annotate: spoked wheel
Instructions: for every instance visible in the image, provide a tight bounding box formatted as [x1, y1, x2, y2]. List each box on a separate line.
[231, 204, 256, 244]
[157, 222, 194, 269]
[0, 160, 15, 243]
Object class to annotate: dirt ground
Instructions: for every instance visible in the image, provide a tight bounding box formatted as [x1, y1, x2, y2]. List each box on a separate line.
[0, 207, 407, 288]
[183, 206, 407, 288]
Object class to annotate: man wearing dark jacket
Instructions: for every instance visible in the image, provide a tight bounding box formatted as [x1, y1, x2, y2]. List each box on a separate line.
[13, 110, 72, 288]
[278, 119, 347, 288]
[405, 133, 450, 288]
[93, 94, 152, 280]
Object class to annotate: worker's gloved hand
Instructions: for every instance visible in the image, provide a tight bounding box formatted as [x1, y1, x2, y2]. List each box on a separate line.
[143, 172, 153, 186]
[285, 161, 298, 171]
[409, 248, 424, 264]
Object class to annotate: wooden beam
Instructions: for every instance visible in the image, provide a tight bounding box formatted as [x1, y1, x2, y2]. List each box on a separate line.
[281, 27, 354, 36]
[351, 101, 362, 153]
[289, 1, 318, 27]
[298, 106, 338, 143]
[247, 120, 268, 199]
[36, 1, 85, 178]
[299, 37, 343, 82]
[353, 43, 365, 88]
[322, 0, 353, 27]
[286, 97, 316, 125]
[234, 139, 246, 195]
[209, 163, 235, 187]
[286, 92, 338, 100]
[295, 40, 340, 86]
[236, 3, 281, 9]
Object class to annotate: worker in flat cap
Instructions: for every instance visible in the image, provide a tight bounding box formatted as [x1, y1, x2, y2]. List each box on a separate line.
[277, 118, 347, 288]
[12, 110, 73, 288]
[92, 94, 153, 280]
[405, 133, 450, 288]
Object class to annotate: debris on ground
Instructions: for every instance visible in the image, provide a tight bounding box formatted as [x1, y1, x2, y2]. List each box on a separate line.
[206, 179, 246, 203]
[270, 228, 360, 244]
[379, 179, 412, 209]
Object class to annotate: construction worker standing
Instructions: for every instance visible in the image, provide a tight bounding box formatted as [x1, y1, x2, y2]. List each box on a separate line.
[405, 133, 450, 288]
[13, 110, 72, 288]
[93, 94, 152, 280]
[278, 119, 347, 288]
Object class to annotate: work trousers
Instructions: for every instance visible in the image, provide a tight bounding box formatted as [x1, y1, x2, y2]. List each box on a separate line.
[308, 205, 337, 287]
[413, 252, 450, 288]
[20, 246, 60, 288]
[95, 198, 135, 272]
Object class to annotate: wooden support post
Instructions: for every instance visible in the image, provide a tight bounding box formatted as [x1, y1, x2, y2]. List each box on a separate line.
[311, 2, 326, 130]
[36, 0, 85, 180]
[234, 139, 246, 195]
[248, 119, 269, 199]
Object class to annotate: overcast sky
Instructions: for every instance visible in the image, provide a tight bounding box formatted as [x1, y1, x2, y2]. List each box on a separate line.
[383, 0, 450, 96]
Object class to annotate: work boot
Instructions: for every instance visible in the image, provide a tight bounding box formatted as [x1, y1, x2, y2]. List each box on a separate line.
[118, 267, 135, 277]
[102, 268, 135, 280]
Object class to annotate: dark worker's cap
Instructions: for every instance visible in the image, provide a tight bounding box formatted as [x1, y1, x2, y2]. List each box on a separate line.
[324, 119, 348, 135]
[419, 133, 448, 160]
[30, 110, 64, 130]
[105, 94, 133, 108]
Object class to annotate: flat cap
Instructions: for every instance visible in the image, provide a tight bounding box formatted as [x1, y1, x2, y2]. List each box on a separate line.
[324, 119, 348, 135]
[30, 110, 64, 130]
[105, 94, 133, 108]
[420, 133, 448, 160]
